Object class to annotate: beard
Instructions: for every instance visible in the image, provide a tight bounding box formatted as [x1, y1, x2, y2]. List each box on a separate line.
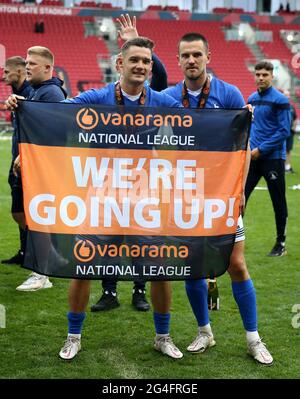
[185, 68, 205, 81]
[187, 74, 202, 81]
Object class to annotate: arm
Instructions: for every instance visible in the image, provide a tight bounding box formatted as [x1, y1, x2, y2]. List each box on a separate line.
[150, 53, 168, 92]
[116, 14, 168, 91]
[291, 105, 297, 133]
[257, 106, 291, 156]
[63, 89, 103, 104]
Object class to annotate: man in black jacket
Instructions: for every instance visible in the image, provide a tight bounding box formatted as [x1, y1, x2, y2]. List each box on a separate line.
[5, 46, 67, 291]
[1, 56, 32, 266]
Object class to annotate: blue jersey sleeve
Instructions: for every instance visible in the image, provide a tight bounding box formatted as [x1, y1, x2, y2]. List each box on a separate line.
[64, 88, 106, 104]
[258, 101, 291, 155]
[226, 86, 245, 108]
[161, 92, 182, 108]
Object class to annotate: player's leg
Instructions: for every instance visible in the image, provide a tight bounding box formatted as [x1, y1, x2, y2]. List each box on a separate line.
[1, 171, 26, 265]
[263, 159, 288, 256]
[227, 227, 273, 365]
[151, 280, 183, 359]
[59, 279, 90, 360]
[245, 159, 262, 205]
[185, 278, 216, 353]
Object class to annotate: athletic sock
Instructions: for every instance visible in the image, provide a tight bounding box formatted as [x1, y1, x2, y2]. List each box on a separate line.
[232, 279, 257, 332]
[68, 333, 81, 339]
[246, 330, 260, 344]
[153, 312, 170, 335]
[67, 312, 86, 335]
[185, 279, 210, 327]
[199, 323, 213, 336]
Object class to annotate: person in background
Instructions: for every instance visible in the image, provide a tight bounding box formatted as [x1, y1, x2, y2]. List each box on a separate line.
[1, 56, 31, 267]
[246, 61, 291, 257]
[283, 90, 297, 174]
[5, 46, 67, 291]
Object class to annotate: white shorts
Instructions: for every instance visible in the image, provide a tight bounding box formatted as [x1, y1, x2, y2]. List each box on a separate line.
[235, 215, 245, 242]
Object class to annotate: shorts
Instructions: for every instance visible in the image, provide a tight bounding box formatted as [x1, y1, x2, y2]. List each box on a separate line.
[235, 215, 245, 242]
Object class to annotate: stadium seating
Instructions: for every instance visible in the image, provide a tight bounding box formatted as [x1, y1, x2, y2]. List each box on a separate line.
[146, 5, 163, 11]
[256, 23, 300, 77]
[1, 7, 300, 114]
[0, 14, 109, 98]
[39, 0, 64, 6]
[137, 20, 254, 101]
[78, 1, 98, 8]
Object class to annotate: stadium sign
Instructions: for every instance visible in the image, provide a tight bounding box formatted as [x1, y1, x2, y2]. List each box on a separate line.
[0, 4, 73, 15]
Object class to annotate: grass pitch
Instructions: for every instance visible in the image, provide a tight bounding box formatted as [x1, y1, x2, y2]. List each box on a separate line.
[1, 137, 300, 379]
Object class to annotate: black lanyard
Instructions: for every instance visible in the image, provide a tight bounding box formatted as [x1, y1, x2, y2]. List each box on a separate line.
[182, 76, 210, 108]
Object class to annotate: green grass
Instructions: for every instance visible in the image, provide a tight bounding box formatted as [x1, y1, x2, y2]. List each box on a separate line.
[1, 137, 300, 379]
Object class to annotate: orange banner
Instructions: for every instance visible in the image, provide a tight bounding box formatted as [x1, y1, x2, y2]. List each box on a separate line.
[21, 145, 245, 236]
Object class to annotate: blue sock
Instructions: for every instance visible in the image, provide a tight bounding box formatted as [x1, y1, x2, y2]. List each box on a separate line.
[153, 312, 170, 334]
[232, 279, 257, 332]
[67, 312, 86, 334]
[185, 279, 210, 327]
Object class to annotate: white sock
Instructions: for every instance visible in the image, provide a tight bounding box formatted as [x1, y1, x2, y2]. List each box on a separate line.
[246, 331, 260, 344]
[68, 333, 81, 339]
[156, 333, 169, 339]
[199, 323, 213, 336]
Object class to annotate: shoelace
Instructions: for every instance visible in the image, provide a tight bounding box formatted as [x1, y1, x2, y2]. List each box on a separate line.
[196, 332, 211, 342]
[249, 339, 268, 352]
[23, 275, 41, 284]
[62, 337, 79, 353]
[159, 336, 177, 350]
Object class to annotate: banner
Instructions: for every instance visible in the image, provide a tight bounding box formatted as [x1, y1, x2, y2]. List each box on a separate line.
[17, 101, 250, 280]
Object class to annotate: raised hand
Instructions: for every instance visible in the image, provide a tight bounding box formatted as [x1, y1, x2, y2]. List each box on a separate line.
[116, 13, 138, 41]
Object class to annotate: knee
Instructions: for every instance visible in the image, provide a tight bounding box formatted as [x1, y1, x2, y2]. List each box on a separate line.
[228, 254, 249, 280]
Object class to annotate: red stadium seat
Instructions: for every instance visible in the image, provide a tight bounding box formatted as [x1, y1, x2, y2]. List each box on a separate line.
[136, 20, 255, 100]
[0, 14, 109, 98]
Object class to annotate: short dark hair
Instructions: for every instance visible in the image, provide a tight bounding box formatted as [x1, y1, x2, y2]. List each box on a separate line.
[5, 56, 26, 69]
[121, 37, 155, 55]
[255, 60, 274, 72]
[178, 32, 209, 53]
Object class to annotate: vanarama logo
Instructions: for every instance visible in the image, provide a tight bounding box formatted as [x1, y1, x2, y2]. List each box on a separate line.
[76, 108, 99, 130]
[74, 241, 189, 262]
[77, 108, 193, 129]
[74, 239, 96, 262]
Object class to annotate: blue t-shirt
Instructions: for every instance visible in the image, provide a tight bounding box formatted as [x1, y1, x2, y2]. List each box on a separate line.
[248, 86, 291, 160]
[162, 77, 245, 109]
[65, 82, 180, 107]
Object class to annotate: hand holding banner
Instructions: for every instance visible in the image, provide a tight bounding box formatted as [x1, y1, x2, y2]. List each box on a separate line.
[17, 102, 251, 280]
